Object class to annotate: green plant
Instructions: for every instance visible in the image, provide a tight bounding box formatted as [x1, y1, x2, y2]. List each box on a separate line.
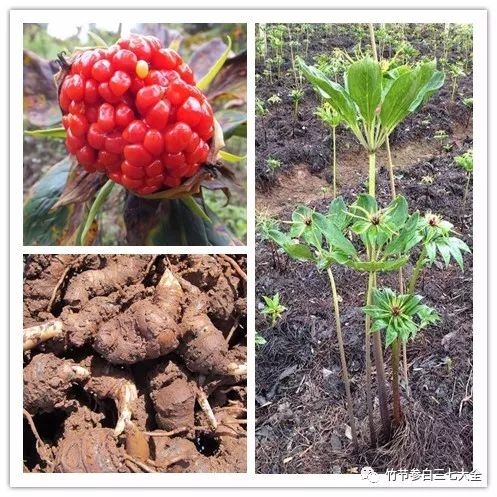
[449, 61, 465, 101]
[297, 53, 444, 440]
[261, 293, 287, 326]
[315, 103, 341, 197]
[289, 88, 304, 119]
[266, 157, 282, 172]
[255, 332, 267, 347]
[454, 150, 473, 210]
[267, 94, 282, 105]
[434, 129, 449, 151]
[364, 288, 440, 422]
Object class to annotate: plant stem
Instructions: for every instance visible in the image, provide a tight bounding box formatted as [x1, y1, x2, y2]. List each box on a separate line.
[462, 172, 471, 213]
[76, 179, 115, 246]
[368, 152, 376, 196]
[364, 271, 376, 445]
[391, 338, 402, 425]
[327, 268, 358, 450]
[332, 126, 337, 198]
[407, 245, 427, 294]
[369, 23, 378, 61]
[370, 271, 391, 439]
[385, 135, 396, 198]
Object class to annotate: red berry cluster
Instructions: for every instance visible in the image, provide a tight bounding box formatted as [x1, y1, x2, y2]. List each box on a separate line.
[59, 34, 214, 195]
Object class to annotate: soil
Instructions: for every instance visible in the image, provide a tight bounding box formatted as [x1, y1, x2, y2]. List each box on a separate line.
[255, 23, 474, 474]
[23, 254, 247, 473]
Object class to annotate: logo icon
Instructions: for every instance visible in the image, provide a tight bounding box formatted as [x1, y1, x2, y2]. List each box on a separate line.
[361, 466, 379, 483]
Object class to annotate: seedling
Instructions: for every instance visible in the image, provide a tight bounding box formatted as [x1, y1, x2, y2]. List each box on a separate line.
[289, 88, 304, 136]
[434, 129, 449, 151]
[454, 150, 473, 211]
[255, 332, 267, 348]
[449, 61, 465, 101]
[261, 293, 287, 326]
[267, 94, 282, 105]
[266, 157, 282, 172]
[315, 103, 341, 197]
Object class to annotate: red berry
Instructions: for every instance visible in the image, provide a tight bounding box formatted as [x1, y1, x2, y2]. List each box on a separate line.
[143, 129, 164, 156]
[105, 132, 126, 154]
[84, 79, 99, 104]
[65, 74, 85, 101]
[92, 59, 113, 82]
[87, 123, 107, 150]
[122, 120, 147, 143]
[152, 49, 177, 70]
[76, 145, 96, 167]
[121, 174, 144, 190]
[69, 114, 89, 137]
[163, 122, 192, 154]
[177, 97, 203, 127]
[124, 144, 153, 167]
[97, 150, 120, 169]
[98, 82, 121, 104]
[145, 100, 170, 130]
[113, 49, 137, 72]
[109, 70, 131, 96]
[145, 70, 168, 87]
[80, 51, 101, 78]
[177, 63, 195, 84]
[97, 103, 115, 132]
[121, 160, 145, 179]
[115, 103, 134, 128]
[86, 105, 99, 124]
[145, 173, 164, 187]
[68, 100, 85, 115]
[187, 140, 209, 165]
[129, 36, 152, 61]
[66, 128, 86, 154]
[166, 79, 190, 105]
[136, 84, 161, 115]
[145, 159, 164, 177]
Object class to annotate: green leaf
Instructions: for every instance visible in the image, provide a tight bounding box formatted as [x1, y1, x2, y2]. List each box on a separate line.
[215, 109, 247, 139]
[346, 57, 382, 125]
[410, 66, 445, 111]
[437, 240, 451, 267]
[219, 150, 245, 163]
[384, 212, 420, 255]
[313, 212, 357, 256]
[297, 56, 358, 127]
[328, 196, 349, 230]
[425, 241, 437, 263]
[25, 127, 66, 139]
[266, 229, 290, 247]
[385, 325, 398, 347]
[23, 157, 73, 245]
[87, 31, 108, 47]
[283, 242, 316, 262]
[196, 36, 232, 91]
[385, 195, 408, 227]
[380, 62, 438, 133]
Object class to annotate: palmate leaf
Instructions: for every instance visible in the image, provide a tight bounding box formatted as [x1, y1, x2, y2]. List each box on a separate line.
[296, 56, 358, 127]
[282, 242, 316, 262]
[346, 57, 382, 126]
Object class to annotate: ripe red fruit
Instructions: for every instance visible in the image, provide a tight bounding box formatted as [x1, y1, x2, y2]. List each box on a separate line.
[59, 33, 215, 193]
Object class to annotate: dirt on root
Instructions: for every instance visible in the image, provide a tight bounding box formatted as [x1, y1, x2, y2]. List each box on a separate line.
[23, 254, 247, 473]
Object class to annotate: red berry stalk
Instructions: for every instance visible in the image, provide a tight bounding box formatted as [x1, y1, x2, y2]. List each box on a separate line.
[58, 34, 215, 195]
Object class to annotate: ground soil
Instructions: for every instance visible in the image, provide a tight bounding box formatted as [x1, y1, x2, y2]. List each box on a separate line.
[255, 24, 474, 474]
[23, 254, 247, 473]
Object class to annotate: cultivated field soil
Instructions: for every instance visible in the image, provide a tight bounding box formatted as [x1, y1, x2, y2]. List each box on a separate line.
[23, 254, 247, 473]
[255, 24, 473, 474]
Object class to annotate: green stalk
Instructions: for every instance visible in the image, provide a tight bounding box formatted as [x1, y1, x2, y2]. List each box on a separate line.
[368, 152, 376, 196]
[76, 179, 115, 246]
[364, 271, 376, 445]
[370, 271, 391, 439]
[391, 338, 402, 425]
[385, 136, 396, 198]
[332, 126, 337, 198]
[462, 173, 471, 213]
[408, 245, 427, 294]
[327, 268, 358, 450]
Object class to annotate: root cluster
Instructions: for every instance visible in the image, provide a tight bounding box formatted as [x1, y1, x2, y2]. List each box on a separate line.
[23, 254, 247, 473]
